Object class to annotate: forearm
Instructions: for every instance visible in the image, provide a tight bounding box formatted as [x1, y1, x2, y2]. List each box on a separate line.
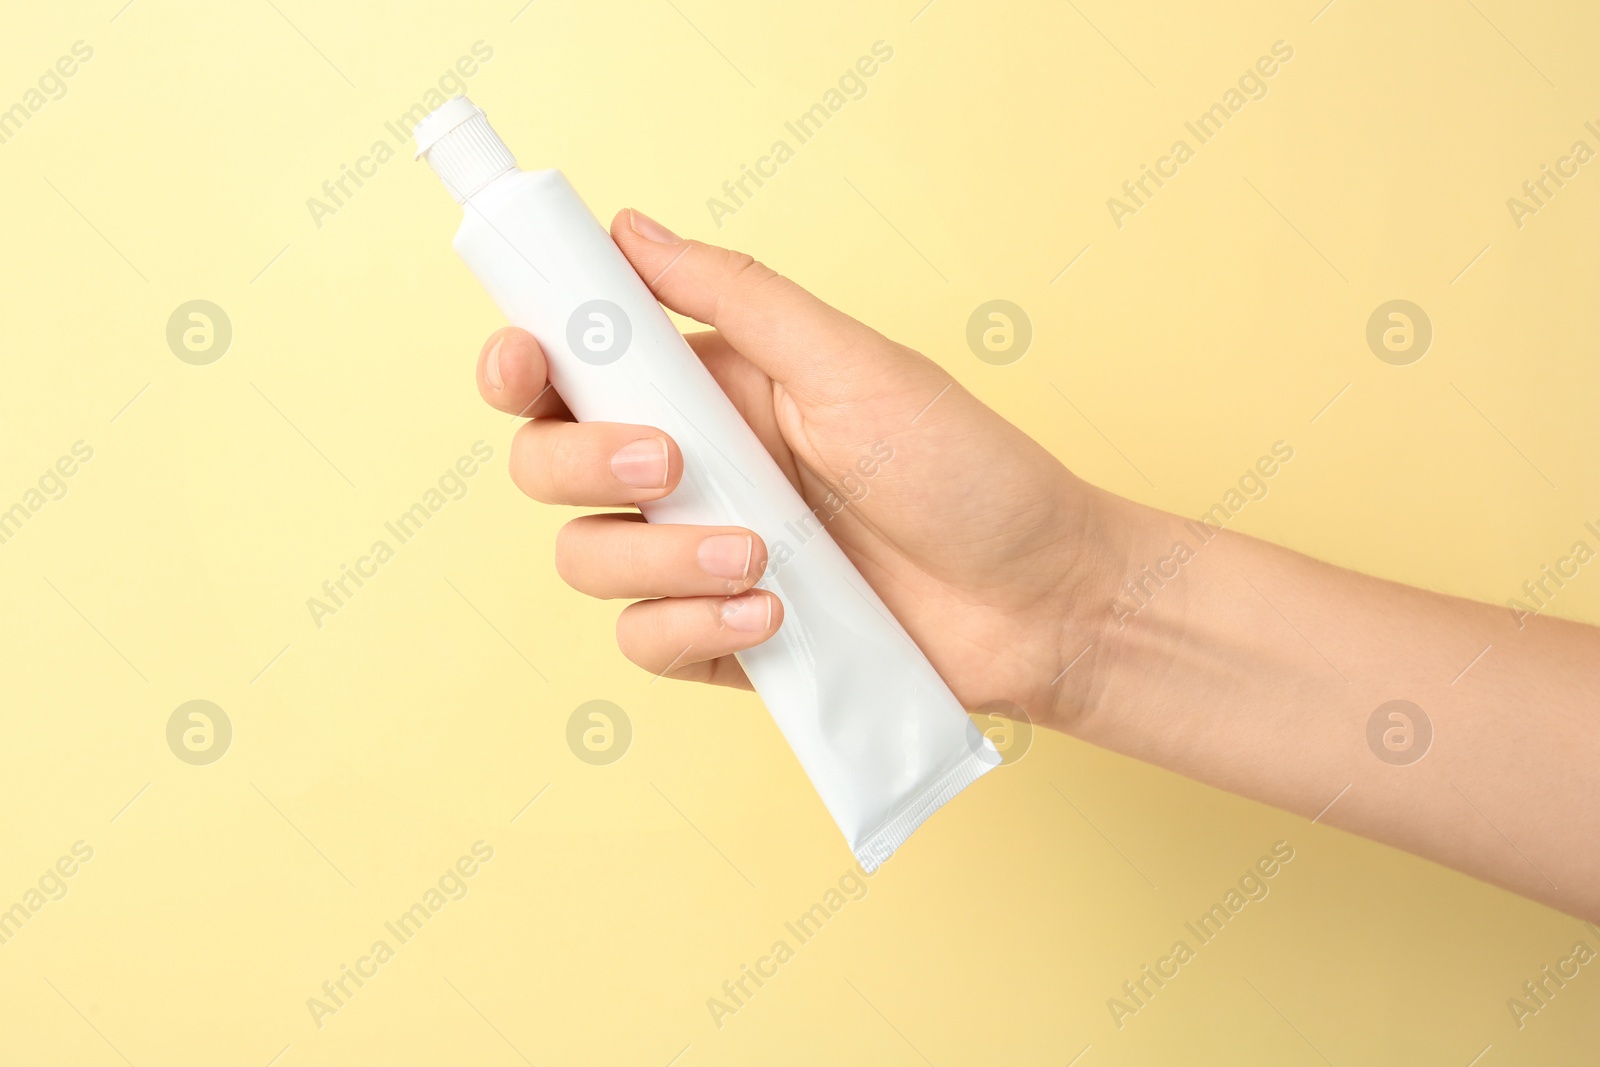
[1063, 493, 1600, 920]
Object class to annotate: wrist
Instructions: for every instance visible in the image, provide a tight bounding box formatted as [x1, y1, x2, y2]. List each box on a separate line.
[1043, 489, 1196, 735]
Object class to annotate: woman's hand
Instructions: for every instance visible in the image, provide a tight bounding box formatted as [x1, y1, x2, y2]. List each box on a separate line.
[472, 208, 1600, 920]
[472, 209, 1120, 728]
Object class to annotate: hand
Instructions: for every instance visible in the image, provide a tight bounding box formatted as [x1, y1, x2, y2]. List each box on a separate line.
[473, 209, 1119, 726]
[472, 210, 1600, 920]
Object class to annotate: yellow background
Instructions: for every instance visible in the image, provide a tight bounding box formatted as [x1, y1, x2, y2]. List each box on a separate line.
[2, 0, 1597, 1063]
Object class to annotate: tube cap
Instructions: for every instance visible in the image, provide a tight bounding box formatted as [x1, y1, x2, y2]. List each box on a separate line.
[414, 96, 517, 202]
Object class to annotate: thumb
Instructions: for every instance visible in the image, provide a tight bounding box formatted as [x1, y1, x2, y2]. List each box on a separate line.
[610, 209, 901, 402]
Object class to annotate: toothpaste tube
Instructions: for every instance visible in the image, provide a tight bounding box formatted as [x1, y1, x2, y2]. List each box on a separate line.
[414, 97, 999, 871]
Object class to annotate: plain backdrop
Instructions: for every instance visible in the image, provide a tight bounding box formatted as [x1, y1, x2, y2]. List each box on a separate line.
[0, 0, 1596, 1064]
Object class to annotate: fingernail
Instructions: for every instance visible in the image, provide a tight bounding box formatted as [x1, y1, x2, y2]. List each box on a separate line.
[629, 209, 679, 244]
[698, 533, 753, 581]
[720, 594, 772, 633]
[609, 436, 669, 489]
[485, 336, 504, 391]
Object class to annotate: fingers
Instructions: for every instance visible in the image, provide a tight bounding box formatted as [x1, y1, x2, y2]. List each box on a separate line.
[616, 592, 783, 682]
[556, 514, 767, 599]
[477, 327, 570, 419]
[508, 418, 682, 505]
[609, 209, 902, 403]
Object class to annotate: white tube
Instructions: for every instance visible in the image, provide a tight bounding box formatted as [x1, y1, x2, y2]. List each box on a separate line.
[414, 98, 998, 871]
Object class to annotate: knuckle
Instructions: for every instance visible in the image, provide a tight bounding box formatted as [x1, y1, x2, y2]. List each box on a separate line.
[509, 422, 545, 497]
[726, 250, 778, 292]
[713, 250, 781, 318]
[552, 518, 591, 589]
[721, 248, 759, 276]
[617, 524, 647, 585]
[614, 604, 655, 668]
[705, 595, 728, 631]
[510, 417, 538, 452]
[544, 432, 581, 499]
[537, 426, 602, 503]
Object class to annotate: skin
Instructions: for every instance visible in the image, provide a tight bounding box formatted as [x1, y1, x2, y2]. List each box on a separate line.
[475, 208, 1600, 922]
